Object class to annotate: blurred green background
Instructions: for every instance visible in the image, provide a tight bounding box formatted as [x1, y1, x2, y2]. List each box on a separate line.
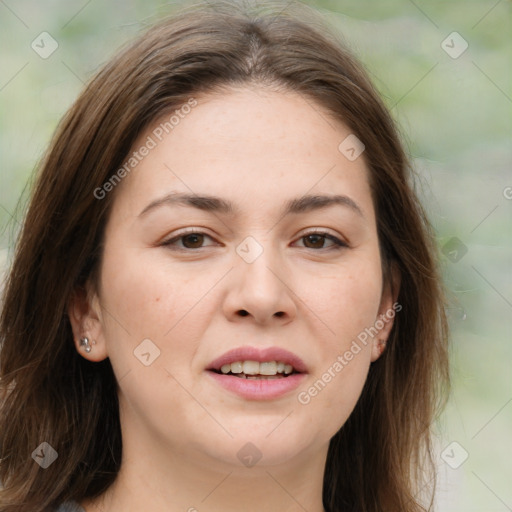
[0, 0, 510, 510]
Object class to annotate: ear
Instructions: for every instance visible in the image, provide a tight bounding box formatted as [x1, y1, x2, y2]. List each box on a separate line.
[67, 281, 109, 362]
[370, 262, 401, 362]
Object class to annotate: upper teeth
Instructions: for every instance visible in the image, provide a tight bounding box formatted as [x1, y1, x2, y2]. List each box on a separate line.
[220, 361, 294, 375]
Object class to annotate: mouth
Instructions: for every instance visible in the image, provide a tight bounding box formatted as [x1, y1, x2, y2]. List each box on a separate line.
[205, 346, 308, 400]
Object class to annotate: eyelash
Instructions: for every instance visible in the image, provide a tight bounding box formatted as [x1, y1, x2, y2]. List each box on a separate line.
[161, 228, 348, 252]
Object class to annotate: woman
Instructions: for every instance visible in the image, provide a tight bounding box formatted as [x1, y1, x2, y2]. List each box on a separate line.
[0, 1, 449, 511]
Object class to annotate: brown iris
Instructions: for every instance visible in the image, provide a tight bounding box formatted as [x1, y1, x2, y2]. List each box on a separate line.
[181, 233, 205, 248]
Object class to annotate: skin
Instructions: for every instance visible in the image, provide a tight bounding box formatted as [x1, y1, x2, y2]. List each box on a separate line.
[69, 85, 399, 512]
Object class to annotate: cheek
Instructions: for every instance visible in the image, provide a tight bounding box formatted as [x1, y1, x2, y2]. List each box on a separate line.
[98, 247, 215, 435]
[98, 244, 226, 378]
[294, 252, 382, 430]
[100, 256, 176, 339]
[100, 246, 200, 338]
[304, 257, 383, 346]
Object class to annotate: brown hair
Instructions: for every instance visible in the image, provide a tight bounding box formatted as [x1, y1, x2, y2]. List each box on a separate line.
[0, 1, 449, 511]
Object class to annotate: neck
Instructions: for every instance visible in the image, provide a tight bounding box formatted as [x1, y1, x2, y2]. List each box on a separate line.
[82, 427, 328, 512]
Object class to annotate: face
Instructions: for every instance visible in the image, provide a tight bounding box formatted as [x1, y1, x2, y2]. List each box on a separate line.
[70, 86, 397, 470]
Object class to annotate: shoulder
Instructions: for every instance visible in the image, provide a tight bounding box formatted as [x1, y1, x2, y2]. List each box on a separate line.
[53, 502, 85, 512]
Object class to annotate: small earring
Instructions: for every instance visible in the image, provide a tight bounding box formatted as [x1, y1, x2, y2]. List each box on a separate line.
[378, 340, 387, 356]
[79, 337, 92, 353]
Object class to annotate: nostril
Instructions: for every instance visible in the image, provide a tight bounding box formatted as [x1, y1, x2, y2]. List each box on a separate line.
[238, 310, 249, 316]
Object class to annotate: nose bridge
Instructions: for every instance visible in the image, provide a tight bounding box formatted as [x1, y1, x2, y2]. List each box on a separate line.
[228, 234, 296, 322]
[236, 234, 283, 292]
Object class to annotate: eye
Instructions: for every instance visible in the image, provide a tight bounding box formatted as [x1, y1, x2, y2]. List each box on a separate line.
[161, 228, 348, 252]
[294, 230, 348, 250]
[161, 229, 217, 250]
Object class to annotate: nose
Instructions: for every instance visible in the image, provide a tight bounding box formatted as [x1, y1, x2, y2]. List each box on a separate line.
[222, 241, 297, 325]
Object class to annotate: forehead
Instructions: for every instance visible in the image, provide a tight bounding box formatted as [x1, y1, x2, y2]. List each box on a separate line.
[109, 86, 374, 221]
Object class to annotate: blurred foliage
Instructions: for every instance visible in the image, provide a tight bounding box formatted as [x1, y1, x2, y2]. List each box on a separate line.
[0, 1, 511, 510]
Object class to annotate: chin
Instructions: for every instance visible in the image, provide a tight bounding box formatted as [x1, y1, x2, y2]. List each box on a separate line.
[205, 427, 318, 468]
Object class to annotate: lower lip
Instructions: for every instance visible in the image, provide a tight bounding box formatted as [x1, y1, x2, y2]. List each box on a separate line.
[206, 371, 306, 400]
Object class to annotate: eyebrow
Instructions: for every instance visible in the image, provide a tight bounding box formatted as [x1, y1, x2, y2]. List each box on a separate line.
[138, 192, 364, 219]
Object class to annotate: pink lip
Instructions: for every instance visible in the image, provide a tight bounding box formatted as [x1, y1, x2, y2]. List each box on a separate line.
[205, 346, 308, 401]
[206, 371, 306, 400]
[206, 346, 308, 373]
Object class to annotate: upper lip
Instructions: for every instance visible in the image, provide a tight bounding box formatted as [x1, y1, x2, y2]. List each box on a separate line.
[206, 346, 308, 373]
